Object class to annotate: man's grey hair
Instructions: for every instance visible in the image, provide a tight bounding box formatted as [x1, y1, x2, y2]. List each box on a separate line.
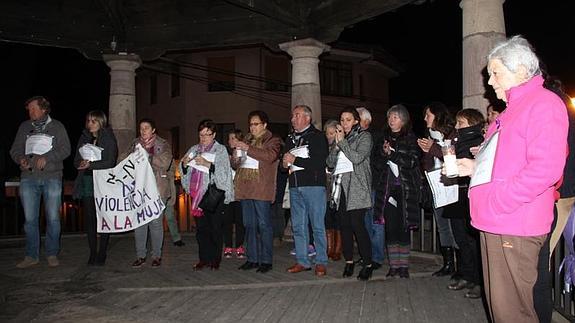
[293, 105, 312, 117]
[488, 35, 540, 79]
[356, 107, 372, 123]
[387, 104, 410, 126]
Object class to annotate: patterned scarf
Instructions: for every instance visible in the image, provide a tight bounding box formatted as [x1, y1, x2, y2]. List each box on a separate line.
[329, 124, 362, 210]
[31, 114, 51, 133]
[189, 141, 215, 217]
[139, 134, 157, 155]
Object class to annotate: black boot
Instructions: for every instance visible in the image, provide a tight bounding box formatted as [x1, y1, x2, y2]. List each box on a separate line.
[342, 262, 355, 278]
[87, 252, 97, 266]
[433, 247, 455, 277]
[357, 264, 374, 281]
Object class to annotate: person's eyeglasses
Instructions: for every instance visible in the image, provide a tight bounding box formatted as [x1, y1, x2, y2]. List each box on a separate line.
[199, 132, 214, 137]
[249, 122, 262, 127]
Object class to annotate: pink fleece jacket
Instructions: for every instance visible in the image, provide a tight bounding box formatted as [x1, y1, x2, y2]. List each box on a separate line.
[469, 75, 568, 236]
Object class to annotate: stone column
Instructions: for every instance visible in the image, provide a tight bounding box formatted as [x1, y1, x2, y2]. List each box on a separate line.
[103, 54, 141, 155]
[279, 38, 330, 129]
[460, 0, 506, 115]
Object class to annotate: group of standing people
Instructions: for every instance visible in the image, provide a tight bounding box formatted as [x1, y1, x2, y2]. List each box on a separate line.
[9, 34, 573, 323]
[11, 100, 182, 269]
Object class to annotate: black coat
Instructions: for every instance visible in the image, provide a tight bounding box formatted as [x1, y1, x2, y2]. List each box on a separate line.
[72, 127, 118, 199]
[560, 103, 575, 198]
[443, 124, 484, 219]
[373, 130, 422, 227]
[283, 125, 328, 188]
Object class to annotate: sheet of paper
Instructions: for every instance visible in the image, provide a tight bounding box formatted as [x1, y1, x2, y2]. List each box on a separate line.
[79, 143, 104, 162]
[289, 145, 309, 158]
[428, 129, 444, 142]
[425, 169, 459, 208]
[289, 164, 304, 172]
[288, 145, 309, 172]
[470, 132, 499, 188]
[25, 134, 53, 155]
[333, 151, 353, 175]
[235, 149, 245, 158]
[240, 155, 259, 170]
[187, 152, 216, 173]
[387, 161, 399, 177]
[388, 196, 398, 208]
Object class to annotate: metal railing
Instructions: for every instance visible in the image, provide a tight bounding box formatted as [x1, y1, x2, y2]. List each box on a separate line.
[1, 181, 574, 320]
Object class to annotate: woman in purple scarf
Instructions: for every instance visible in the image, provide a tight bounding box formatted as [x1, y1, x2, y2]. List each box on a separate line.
[180, 119, 234, 270]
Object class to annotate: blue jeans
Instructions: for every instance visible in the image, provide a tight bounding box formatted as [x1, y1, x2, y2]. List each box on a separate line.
[289, 186, 327, 267]
[241, 199, 273, 264]
[434, 207, 457, 248]
[365, 191, 385, 264]
[20, 178, 62, 260]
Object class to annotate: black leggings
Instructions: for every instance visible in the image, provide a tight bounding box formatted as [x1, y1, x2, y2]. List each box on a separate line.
[83, 197, 109, 256]
[196, 202, 225, 263]
[223, 201, 244, 248]
[338, 194, 371, 264]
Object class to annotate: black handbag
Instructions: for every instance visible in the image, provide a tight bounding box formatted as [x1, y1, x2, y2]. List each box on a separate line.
[199, 166, 225, 213]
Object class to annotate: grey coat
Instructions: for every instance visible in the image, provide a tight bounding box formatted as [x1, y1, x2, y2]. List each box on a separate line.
[179, 141, 234, 204]
[10, 115, 71, 179]
[326, 130, 372, 211]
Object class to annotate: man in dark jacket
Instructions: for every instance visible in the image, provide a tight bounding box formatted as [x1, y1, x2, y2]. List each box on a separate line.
[283, 105, 329, 276]
[10, 96, 71, 268]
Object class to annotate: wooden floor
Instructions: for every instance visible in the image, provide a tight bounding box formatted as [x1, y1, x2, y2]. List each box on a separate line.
[0, 234, 489, 323]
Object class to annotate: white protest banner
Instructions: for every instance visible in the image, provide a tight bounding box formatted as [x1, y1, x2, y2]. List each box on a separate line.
[93, 144, 165, 233]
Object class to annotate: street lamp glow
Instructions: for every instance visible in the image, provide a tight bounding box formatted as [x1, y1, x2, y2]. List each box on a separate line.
[571, 97, 575, 107]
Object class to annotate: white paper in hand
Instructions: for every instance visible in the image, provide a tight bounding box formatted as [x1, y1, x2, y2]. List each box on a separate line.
[187, 152, 216, 174]
[333, 151, 353, 175]
[289, 145, 309, 172]
[425, 169, 458, 208]
[387, 161, 399, 177]
[79, 143, 104, 162]
[240, 155, 259, 169]
[470, 132, 499, 188]
[290, 145, 309, 158]
[25, 134, 53, 155]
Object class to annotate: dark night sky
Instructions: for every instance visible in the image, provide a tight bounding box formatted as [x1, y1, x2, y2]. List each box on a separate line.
[1, 0, 573, 179]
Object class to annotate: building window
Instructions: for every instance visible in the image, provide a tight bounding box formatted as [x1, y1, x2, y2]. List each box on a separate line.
[320, 60, 353, 97]
[171, 73, 180, 97]
[265, 56, 290, 92]
[207, 57, 235, 92]
[150, 74, 157, 104]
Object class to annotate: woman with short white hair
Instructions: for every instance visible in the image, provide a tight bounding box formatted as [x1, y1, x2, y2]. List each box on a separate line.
[456, 36, 568, 323]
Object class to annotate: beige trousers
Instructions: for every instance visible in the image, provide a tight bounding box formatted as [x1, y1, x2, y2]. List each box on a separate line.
[550, 197, 575, 253]
[480, 232, 547, 323]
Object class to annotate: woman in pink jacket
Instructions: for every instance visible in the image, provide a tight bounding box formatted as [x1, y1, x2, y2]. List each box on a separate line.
[456, 36, 568, 323]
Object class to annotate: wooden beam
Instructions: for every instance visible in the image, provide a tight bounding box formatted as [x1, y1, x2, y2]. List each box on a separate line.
[308, 0, 413, 31]
[223, 0, 302, 28]
[95, 0, 127, 45]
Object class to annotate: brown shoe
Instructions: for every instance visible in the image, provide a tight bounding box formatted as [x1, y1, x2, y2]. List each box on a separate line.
[131, 257, 146, 268]
[151, 258, 162, 267]
[326, 229, 335, 260]
[287, 263, 311, 273]
[332, 230, 342, 261]
[315, 264, 327, 276]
